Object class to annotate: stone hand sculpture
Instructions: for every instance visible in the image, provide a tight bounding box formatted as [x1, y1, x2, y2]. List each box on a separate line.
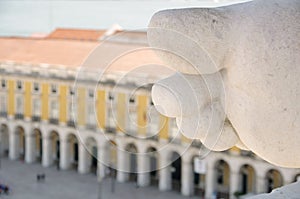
[148, 0, 300, 168]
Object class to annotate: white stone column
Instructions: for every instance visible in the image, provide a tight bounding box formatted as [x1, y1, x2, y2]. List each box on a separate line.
[181, 160, 193, 196]
[256, 174, 266, 194]
[230, 169, 240, 199]
[205, 164, 215, 199]
[60, 138, 70, 170]
[25, 134, 35, 163]
[117, 149, 129, 182]
[137, 154, 150, 187]
[159, 153, 171, 191]
[78, 143, 89, 174]
[42, 137, 52, 167]
[286, 172, 297, 185]
[9, 132, 18, 160]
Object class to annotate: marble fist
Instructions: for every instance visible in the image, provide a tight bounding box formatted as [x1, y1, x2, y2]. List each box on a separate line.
[148, 0, 300, 168]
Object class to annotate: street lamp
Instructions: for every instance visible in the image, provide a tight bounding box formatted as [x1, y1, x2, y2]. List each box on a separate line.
[109, 166, 116, 193]
[97, 170, 103, 199]
[0, 140, 2, 169]
[0, 125, 2, 169]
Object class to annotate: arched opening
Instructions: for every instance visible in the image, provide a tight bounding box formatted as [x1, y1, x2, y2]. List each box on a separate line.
[125, 143, 138, 182]
[214, 159, 230, 199]
[0, 124, 9, 157]
[239, 164, 256, 194]
[68, 134, 79, 170]
[147, 147, 158, 186]
[15, 126, 25, 161]
[266, 169, 283, 193]
[170, 151, 181, 192]
[34, 129, 42, 163]
[294, 174, 300, 182]
[193, 156, 206, 197]
[50, 131, 60, 167]
[86, 137, 98, 174]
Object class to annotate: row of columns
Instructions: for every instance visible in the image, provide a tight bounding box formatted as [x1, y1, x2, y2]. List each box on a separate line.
[7, 128, 279, 199]
[204, 162, 265, 199]
[7, 129, 70, 170]
[2, 124, 298, 199]
[4, 126, 83, 175]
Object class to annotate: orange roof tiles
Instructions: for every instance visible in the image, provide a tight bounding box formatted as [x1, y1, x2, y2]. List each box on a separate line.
[0, 37, 98, 67]
[0, 34, 173, 77]
[47, 28, 106, 41]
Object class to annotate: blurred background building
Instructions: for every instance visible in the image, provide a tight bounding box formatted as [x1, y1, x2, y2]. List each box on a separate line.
[0, 27, 299, 199]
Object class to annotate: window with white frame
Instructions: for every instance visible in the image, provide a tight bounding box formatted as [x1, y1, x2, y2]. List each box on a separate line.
[106, 91, 116, 128]
[0, 94, 7, 112]
[33, 82, 40, 93]
[88, 101, 95, 125]
[16, 80, 23, 90]
[69, 86, 75, 96]
[51, 84, 57, 94]
[129, 95, 136, 104]
[16, 95, 23, 114]
[50, 100, 58, 118]
[128, 94, 137, 133]
[68, 97, 77, 122]
[107, 91, 114, 101]
[68, 86, 76, 122]
[87, 89, 95, 125]
[107, 108, 115, 128]
[88, 89, 94, 98]
[32, 98, 40, 116]
[148, 106, 159, 136]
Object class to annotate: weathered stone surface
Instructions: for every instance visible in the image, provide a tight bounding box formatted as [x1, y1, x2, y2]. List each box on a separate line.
[148, 0, 300, 168]
[248, 181, 300, 199]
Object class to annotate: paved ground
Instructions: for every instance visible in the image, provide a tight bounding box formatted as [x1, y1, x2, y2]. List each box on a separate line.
[0, 158, 200, 199]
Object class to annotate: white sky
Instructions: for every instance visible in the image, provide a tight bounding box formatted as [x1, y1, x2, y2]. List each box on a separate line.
[0, 0, 248, 36]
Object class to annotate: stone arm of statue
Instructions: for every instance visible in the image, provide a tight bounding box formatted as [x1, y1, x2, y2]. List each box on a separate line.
[147, 0, 300, 168]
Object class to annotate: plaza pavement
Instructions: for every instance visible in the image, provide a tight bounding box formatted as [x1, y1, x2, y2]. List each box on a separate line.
[0, 158, 200, 199]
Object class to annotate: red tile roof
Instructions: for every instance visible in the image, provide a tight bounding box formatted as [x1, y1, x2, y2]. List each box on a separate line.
[0, 37, 98, 67]
[0, 36, 173, 77]
[47, 28, 106, 41]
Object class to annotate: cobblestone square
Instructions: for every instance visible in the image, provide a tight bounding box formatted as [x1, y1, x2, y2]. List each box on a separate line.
[0, 158, 199, 199]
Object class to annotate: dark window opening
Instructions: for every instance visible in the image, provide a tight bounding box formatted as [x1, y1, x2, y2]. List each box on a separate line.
[108, 92, 114, 101]
[34, 82, 39, 92]
[89, 90, 94, 98]
[129, 97, 135, 103]
[51, 85, 57, 93]
[1, 80, 6, 88]
[17, 81, 22, 90]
